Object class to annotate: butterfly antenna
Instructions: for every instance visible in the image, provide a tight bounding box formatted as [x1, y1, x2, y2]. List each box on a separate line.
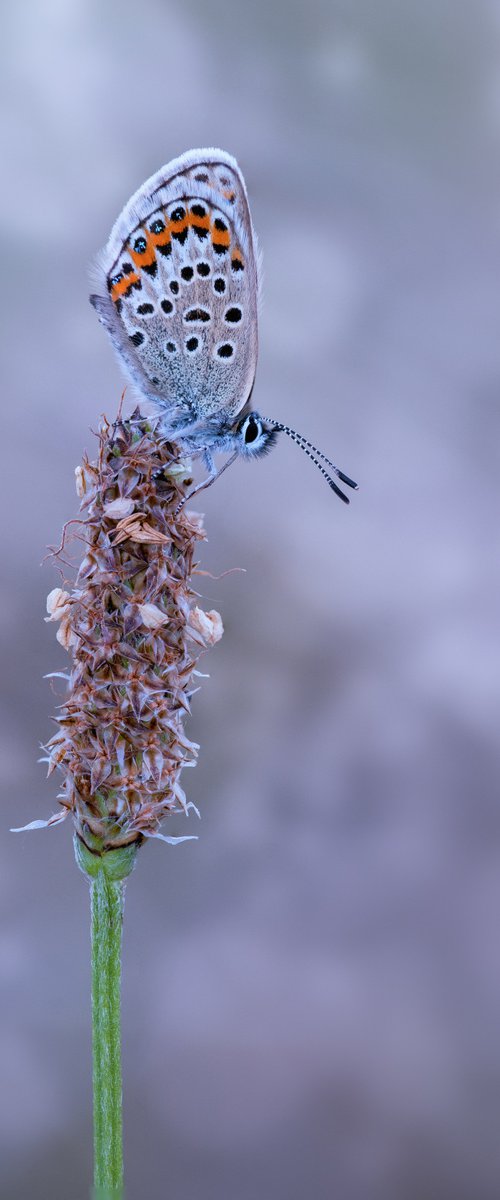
[266, 420, 358, 503]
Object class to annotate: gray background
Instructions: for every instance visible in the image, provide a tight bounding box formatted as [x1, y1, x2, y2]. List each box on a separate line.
[2, 1, 500, 1197]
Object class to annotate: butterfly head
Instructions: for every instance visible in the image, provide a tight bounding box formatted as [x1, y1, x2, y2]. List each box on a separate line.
[233, 411, 279, 459]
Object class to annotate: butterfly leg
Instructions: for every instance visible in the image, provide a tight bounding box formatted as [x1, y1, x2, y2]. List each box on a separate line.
[175, 450, 239, 513]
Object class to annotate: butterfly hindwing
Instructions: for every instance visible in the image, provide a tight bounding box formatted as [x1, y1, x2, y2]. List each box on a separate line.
[91, 149, 260, 430]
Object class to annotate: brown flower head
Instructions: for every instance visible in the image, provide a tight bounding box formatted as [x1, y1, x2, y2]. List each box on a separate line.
[37, 410, 223, 854]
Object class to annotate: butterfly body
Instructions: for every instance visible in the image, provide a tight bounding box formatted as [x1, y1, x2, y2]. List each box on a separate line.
[91, 148, 358, 502]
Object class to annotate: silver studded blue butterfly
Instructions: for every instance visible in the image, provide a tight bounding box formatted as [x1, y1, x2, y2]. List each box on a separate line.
[90, 147, 357, 503]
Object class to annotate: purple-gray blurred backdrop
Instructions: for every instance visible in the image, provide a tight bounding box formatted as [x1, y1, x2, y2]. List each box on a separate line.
[2, 1, 500, 1197]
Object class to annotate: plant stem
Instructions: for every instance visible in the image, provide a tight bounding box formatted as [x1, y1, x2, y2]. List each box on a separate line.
[91, 867, 124, 1197]
[74, 836, 137, 1199]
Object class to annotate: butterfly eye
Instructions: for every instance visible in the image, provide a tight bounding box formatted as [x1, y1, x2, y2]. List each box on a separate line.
[244, 417, 261, 444]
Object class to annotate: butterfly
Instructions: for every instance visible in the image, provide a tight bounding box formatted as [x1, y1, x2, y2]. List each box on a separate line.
[90, 147, 357, 504]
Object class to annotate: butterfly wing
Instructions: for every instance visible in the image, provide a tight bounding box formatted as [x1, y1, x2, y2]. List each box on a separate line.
[91, 148, 260, 431]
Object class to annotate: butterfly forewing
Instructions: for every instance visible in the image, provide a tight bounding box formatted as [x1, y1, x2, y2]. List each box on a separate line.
[93, 149, 259, 427]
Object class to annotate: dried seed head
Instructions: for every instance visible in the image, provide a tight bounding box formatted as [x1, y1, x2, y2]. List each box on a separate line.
[42, 410, 223, 855]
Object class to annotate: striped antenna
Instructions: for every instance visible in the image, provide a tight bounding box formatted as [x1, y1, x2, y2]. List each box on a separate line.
[266, 420, 358, 504]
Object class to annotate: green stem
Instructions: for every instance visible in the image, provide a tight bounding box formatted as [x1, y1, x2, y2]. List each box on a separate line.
[74, 836, 138, 1200]
[91, 867, 124, 1196]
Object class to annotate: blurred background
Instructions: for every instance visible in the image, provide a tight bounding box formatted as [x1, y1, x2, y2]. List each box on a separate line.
[2, 1, 500, 1196]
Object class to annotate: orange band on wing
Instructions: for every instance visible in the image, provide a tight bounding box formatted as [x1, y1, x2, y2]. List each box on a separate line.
[129, 229, 157, 269]
[150, 227, 172, 252]
[212, 227, 230, 248]
[190, 213, 211, 232]
[110, 271, 140, 302]
[113, 205, 234, 299]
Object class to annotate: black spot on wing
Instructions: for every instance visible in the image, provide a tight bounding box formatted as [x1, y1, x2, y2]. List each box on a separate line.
[184, 308, 210, 322]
